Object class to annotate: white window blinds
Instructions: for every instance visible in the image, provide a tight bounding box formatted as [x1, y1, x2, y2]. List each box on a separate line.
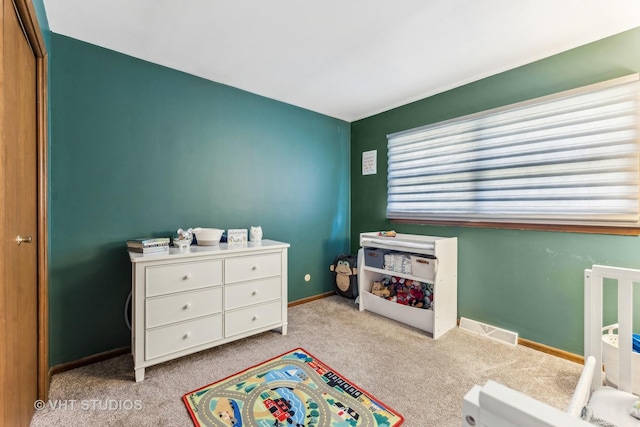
[387, 74, 640, 227]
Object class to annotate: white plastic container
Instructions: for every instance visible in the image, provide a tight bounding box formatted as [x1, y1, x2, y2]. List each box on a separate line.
[192, 228, 223, 246]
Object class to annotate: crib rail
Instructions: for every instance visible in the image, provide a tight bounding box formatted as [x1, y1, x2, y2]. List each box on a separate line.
[584, 265, 640, 393]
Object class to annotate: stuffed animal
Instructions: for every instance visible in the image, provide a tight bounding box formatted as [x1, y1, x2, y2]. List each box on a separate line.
[390, 276, 409, 305]
[330, 254, 358, 299]
[391, 276, 405, 294]
[371, 281, 389, 298]
[371, 280, 395, 298]
[384, 279, 395, 298]
[424, 283, 434, 309]
[395, 289, 409, 305]
[408, 282, 424, 308]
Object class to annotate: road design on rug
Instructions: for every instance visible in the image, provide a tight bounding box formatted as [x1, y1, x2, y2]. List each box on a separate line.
[183, 348, 403, 427]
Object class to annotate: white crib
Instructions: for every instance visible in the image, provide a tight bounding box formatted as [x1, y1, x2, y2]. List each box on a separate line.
[585, 265, 640, 395]
[462, 264, 640, 426]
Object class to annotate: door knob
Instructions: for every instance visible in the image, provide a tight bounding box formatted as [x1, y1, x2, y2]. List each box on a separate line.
[16, 235, 32, 245]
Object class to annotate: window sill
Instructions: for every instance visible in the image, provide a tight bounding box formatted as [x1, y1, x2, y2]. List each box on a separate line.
[391, 219, 640, 236]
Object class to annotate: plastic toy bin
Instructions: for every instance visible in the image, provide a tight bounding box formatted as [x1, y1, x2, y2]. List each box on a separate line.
[364, 248, 387, 269]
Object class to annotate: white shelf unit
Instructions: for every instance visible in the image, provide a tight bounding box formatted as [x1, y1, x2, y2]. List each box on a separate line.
[357, 232, 457, 339]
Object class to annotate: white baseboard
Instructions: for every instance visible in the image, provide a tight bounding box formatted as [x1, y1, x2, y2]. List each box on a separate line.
[459, 317, 518, 346]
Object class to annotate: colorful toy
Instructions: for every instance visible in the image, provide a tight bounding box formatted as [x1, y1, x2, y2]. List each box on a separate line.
[423, 283, 434, 309]
[408, 283, 424, 308]
[394, 278, 410, 305]
[384, 276, 433, 308]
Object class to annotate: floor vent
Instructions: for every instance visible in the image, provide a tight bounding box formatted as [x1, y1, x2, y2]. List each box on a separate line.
[459, 317, 518, 346]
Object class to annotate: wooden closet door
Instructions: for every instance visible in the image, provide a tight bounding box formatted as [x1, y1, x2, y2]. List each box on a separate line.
[0, 0, 39, 425]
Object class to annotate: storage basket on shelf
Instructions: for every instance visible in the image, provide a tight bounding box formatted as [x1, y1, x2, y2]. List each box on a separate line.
[363, 248, 387, 269]
[601, 323, 640, 395]
[410, 254, 437, 281]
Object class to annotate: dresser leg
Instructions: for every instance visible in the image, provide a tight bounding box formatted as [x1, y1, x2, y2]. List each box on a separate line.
[281, 324, 288, 335]
[135, 368, 145, 382]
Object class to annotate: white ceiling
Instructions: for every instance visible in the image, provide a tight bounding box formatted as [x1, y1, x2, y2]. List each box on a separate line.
[42, 0, 640, 122]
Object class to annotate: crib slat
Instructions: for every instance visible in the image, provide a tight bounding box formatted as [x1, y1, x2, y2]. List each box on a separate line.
[584, 269, 592, 364]
[618, 278, 633, 393]
[586, 269, 604, 391]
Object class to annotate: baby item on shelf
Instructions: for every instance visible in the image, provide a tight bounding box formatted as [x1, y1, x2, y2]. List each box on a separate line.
[371, 281, 393, 298]
[423, 283, 434, 309]
[401, 254, 412, 274]
[394, 253, 412, 274]
[378, 277, 395, 300]
[385, 276, 425, 308]
[407, 282, 424, 308]
[384, 253, 412, 274]
[391, 276, 409, 305]
[388, 276, 432, 309]
[384, 253, 395, 271]
[371, 281, 384, 297]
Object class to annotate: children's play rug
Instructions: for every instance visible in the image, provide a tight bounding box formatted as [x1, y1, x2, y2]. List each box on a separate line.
[182, 347, 403, 427]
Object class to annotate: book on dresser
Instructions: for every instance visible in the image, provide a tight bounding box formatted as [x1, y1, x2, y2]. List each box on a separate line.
[126, 238, 170, 255]
[127, 237, 170, 248]
[127, 245, 170, 254]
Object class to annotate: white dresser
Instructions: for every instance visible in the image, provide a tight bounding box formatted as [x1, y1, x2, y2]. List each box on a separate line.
[129, 240, 289, 382]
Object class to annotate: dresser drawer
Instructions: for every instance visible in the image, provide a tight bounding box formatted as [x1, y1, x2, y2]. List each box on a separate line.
[225, 253, 281, 284]
[224, 300, 282, 337]
[225, 277, 281, 310]
[146, 287, 222, 329]
[146, 314, 223, 360]
[146, 260, 222, 297]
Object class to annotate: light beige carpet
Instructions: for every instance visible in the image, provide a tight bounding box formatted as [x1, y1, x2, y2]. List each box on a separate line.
[30, 295, 583, 426]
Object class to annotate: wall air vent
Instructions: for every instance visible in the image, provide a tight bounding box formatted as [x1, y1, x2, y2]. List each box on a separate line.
[459, 317, 518, 346]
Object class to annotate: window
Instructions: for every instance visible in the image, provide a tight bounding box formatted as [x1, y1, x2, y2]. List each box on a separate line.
[386, 74, 640, 232]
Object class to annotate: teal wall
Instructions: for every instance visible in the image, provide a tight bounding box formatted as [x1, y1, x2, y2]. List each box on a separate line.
[45, 19, 640, 365]
[351, 27, 640, 355]
[49, 34, 350, 365]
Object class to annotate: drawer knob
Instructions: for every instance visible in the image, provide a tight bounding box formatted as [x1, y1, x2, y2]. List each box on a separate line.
[183, 332, 191, 339]
[252, 265, 258, 271]
[184, 274, 192, 280]
[252, 316, 257, 321]
[252, 290, 257, 296]
[183, 303, 191, 310]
